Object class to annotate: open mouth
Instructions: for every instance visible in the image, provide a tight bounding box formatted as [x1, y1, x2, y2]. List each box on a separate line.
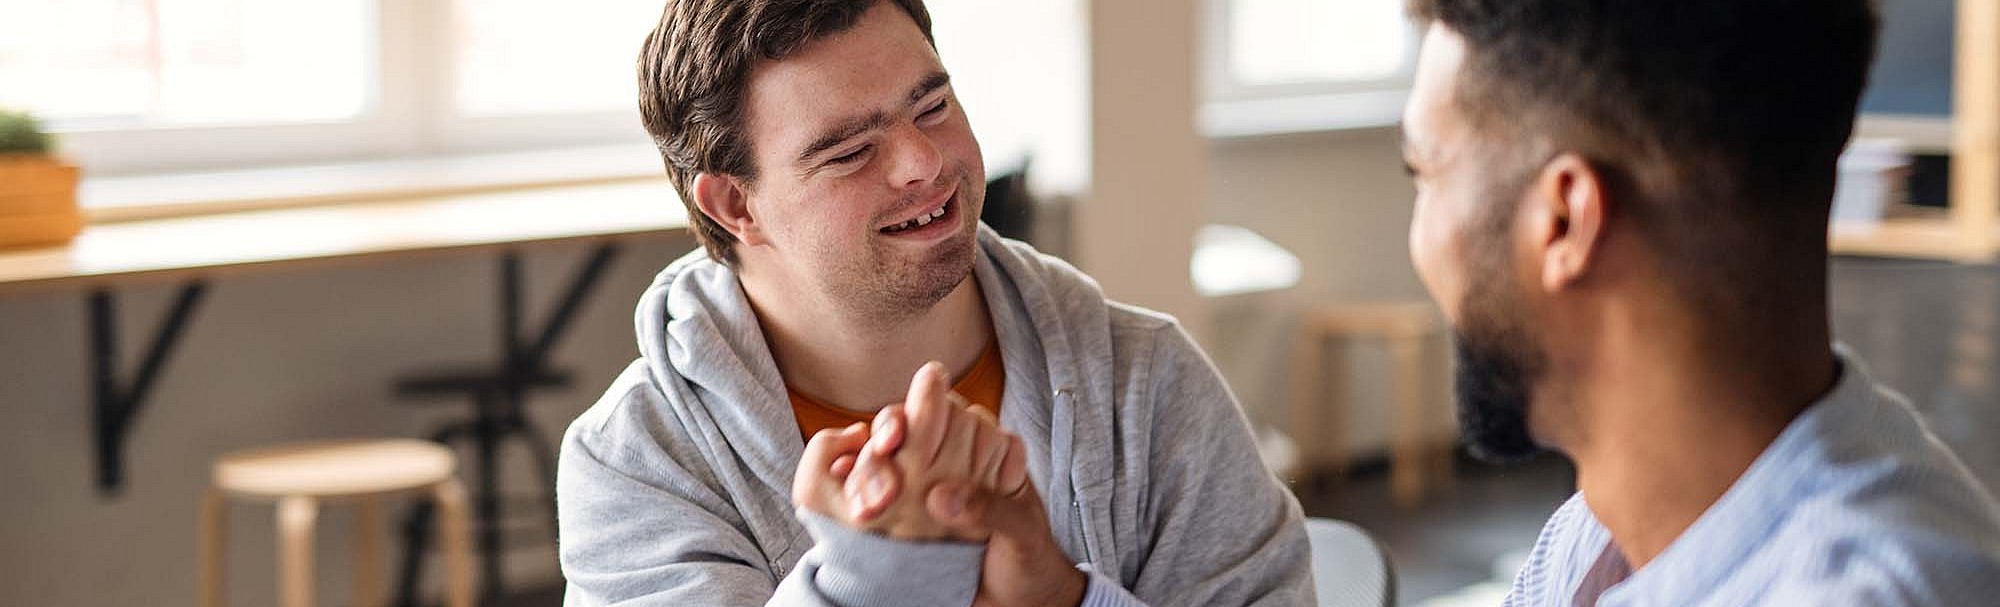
[878, 189, 958, 236]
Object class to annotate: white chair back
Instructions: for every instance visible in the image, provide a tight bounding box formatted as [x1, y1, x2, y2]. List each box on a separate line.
[1306, 517, 1395, 607]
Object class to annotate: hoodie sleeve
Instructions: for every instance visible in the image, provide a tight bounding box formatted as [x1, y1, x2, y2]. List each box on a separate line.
[557, 382, 985, 607]
[1125, 322, 1317, 606]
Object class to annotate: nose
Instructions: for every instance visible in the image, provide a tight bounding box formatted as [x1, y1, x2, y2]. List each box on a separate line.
[885, 122, 944, 189]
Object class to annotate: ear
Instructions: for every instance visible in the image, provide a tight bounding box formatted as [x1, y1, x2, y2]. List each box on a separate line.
[690, 172, 768, 247]
[1525, 153, 1607, 292]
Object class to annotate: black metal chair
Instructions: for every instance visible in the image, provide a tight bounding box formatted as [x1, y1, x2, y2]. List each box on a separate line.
[391, 245, 619, 606]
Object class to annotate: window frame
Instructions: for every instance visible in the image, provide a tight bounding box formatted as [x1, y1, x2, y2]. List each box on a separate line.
[40, 0, 652, 177]
[1198, 0, 1421, 138]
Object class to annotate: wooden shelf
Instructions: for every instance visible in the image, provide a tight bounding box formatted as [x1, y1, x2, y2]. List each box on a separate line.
[1845, 0, 2000, 264]
[0, 179, 688, 296]
[1831, 216, 1999, 261]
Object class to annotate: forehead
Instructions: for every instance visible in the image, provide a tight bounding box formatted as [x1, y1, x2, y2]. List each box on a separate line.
[742, 4, 943, 152]
[1403, 24, 1467, 156]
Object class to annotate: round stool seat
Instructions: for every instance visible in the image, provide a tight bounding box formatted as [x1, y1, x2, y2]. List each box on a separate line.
[214, 439, 456, 498]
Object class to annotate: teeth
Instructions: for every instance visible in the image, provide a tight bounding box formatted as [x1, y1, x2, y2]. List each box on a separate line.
[882, 201, 948, 233]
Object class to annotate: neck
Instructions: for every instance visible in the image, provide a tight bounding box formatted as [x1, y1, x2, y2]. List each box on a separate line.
[1558, 293, 1837, 570]
[738, 263, 992, 412]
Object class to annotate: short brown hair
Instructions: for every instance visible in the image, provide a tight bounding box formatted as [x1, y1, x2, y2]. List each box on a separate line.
[639, 0, 935, 265]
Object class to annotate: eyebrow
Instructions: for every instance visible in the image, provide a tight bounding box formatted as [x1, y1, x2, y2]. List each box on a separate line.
[794, 71, 954, 167]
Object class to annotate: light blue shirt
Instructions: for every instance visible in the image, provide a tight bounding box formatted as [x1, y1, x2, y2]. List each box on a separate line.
[1506, 349, 2000, 607]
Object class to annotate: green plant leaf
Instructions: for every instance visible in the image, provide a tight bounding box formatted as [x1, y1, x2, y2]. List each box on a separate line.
[0, 108, 52, 154]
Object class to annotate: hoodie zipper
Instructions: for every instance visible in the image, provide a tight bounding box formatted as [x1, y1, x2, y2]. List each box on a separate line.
[1054, 386, 1096, 566]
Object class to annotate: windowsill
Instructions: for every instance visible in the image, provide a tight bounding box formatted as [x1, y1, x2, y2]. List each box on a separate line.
[1198, 100, 1954, 155]
[1198, 90, 1408, 140]
[81, 144, 664, 223]
[1854, 115, 1952, 155]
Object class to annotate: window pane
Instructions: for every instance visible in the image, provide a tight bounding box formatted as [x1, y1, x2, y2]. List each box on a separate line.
[453, 0, 664, 116]
[0, 0, 371, 128]
[1228, 0, 1409, 86]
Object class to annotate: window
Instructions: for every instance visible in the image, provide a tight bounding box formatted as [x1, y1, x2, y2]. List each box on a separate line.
[2, 0, 1091, 206]
[1201, 0, 1419, 137]
[0, 0, 371, 128]
[0, 0, 661, 176]
[452, 0, 660, 117]
[927, 0, 1089, 194]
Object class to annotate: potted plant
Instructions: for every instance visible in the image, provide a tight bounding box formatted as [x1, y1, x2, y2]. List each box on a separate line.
[0, 108, 83, 249]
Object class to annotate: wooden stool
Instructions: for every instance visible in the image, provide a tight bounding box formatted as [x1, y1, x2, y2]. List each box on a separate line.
[199, 439, 475, 607]
[1289, 302, 1452, 506]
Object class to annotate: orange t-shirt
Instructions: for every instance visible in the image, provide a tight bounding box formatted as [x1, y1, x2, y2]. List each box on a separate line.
[789, 341, 1005, 442]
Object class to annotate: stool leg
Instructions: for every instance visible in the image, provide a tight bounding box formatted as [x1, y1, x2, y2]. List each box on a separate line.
[1390, 336, 1426, 507]
[279, 496, 320, 607]
[353, 497, 383, 607]
[199, 488, 227, 607]
[433, 479, 477, 607]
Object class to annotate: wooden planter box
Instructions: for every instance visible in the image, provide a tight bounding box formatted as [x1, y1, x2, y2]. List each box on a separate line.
[0, 154, 82, 249]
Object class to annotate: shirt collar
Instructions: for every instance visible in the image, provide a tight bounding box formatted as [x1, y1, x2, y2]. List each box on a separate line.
[1596, 345, 1876, 605]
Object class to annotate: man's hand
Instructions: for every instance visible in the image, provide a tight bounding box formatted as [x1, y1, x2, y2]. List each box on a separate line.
[928, 479, 1087, 607]
[844, 361, 1028, 541]
[792, 362, 1083, 606]
[792, 421, 891, 527]
[793, 362, 1027, 540]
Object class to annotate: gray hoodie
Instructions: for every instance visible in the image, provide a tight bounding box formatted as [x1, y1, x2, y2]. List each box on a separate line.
[557, 226, 1314, 606]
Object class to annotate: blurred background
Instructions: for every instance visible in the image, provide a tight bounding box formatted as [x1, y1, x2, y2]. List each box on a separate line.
[0, 0, 1984, 605]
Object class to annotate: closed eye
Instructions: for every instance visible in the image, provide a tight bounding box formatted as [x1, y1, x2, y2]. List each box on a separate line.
[829, 145, 872, 166]
[919, 98, 951, 123]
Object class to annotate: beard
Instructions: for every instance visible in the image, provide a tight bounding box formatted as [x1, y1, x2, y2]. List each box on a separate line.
[1451, 320, 1544, 462]
[1450, 202, 1549, 463]
[830, 167, 984, 325]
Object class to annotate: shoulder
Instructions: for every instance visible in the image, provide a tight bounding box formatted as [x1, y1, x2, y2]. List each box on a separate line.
[561, 359, 706, 484]
[1753, 409, 2000, 604]
[1761, 471, 2000, 602]
[566, 359, 670, 444]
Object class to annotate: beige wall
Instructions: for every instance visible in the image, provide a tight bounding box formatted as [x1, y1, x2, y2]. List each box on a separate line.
[1203, 127, 1454, 463]
[1078, 0, 1210, 339]
[0, 235, 695, 605]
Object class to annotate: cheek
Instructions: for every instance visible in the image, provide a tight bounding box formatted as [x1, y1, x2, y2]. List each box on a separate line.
[1409, 191, 1467, 317]
[762, 187, 860, 249]
[940, 121, 983, 177]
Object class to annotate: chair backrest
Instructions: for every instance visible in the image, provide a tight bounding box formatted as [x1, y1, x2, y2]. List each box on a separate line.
[1306, 517, 1395, 607]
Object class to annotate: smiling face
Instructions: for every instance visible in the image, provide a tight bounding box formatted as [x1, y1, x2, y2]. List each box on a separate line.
[1403, 24, 1547, 462]
[727, 1, 985, 323]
